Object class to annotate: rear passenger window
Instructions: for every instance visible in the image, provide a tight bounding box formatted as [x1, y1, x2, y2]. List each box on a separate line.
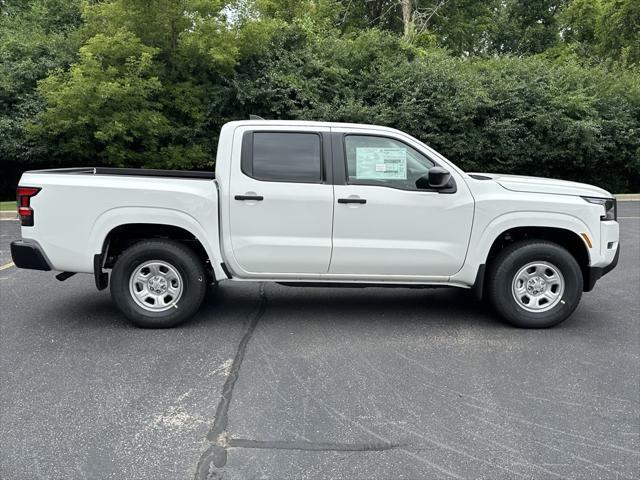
[244, 132, 322, 183]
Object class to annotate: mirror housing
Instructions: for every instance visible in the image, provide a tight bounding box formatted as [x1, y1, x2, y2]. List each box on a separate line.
[428, 167, 451, 188]
[416, 167, 451, 189]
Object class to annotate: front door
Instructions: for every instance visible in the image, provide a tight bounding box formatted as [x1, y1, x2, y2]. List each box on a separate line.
[228, 128, 334, 275]
[329, 131, 474, 278]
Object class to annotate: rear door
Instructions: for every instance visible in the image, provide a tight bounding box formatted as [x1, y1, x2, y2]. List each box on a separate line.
[227, 126, 334, 275]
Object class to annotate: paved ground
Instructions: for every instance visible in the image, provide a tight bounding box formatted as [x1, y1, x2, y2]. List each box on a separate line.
[1, 203, 639, 480]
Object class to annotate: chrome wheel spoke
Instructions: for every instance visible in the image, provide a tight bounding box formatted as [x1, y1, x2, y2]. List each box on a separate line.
[133, 287, 149, 301]
[514, 282, 527, 295]
[134, 272, 149, 284]
[533, 296, 546, 308]
[544, 271, 559, 283]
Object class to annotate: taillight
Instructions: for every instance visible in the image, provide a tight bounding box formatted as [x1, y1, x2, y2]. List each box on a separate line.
[16, 186, 41, 226]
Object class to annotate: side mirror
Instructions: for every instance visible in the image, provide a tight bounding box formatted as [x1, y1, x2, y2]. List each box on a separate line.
[428, 167, 451, 188]
[416, 167, 451, 189]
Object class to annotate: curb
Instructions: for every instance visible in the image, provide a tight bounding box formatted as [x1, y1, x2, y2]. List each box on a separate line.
[615, 194, 640, 202]
[0, 211, 17, 220]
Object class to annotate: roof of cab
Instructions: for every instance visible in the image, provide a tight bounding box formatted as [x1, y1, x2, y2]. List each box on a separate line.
[223, 119, 405, 134]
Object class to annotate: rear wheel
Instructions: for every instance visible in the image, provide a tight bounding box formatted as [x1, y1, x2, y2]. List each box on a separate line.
[487, 240, 583, 328]
[110, 239, 206, 328]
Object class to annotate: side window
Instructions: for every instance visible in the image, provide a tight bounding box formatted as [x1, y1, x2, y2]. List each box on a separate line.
[243, 132, 322, 183]
[344, 135, 435, 190]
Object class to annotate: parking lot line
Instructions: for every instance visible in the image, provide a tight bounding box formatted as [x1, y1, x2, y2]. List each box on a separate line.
[0, 262, 15, 271]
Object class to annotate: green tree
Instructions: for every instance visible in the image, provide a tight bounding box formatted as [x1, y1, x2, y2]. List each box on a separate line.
[0, 0, 83, 194]
[597, 0, 640, 65]
[225, 15, 639, 192]
[6, 0, 639, 197]
[31, 0, 238, 168]
[30, 32, 169, 166]
[560, 0, 602, 47]
[413, 0, 498, 55]
[491, 0, 567, 55]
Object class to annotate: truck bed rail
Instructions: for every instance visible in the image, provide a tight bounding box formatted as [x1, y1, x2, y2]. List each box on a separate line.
[27, 167, 215, 180]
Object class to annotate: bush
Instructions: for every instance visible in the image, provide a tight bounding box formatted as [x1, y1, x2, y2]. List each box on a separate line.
[225, 25, 640, 192]
[3, 5, 639, 196]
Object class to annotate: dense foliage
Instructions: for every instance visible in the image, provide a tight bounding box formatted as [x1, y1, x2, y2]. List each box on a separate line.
[1, 0, 639, 196]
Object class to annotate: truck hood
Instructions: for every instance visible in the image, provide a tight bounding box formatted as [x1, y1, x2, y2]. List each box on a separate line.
[469, 173, 612, 198]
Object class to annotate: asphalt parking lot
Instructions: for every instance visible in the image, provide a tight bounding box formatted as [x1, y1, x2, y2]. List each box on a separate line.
[1, 202, 639, 480]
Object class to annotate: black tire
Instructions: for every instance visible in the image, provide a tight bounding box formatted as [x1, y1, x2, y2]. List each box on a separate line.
[487, 240, 583, 328]
[110, 239, 207, 328]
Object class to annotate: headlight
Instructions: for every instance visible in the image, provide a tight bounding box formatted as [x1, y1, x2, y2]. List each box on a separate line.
[582, 196, 617, 221]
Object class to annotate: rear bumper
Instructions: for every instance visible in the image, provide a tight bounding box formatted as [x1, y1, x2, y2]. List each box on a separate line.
[10, 241, 51, 271]
[584, 244, 619, 292]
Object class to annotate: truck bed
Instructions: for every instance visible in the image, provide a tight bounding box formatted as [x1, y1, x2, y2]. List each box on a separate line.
[17, 166, 221, 275]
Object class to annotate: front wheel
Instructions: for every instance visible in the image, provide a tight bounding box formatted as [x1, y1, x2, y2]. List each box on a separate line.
[110, 239, 207, 328]
[487, 240, 583, 328]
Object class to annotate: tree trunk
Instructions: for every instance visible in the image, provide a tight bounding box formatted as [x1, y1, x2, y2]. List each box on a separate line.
[401, 0, 413, 36]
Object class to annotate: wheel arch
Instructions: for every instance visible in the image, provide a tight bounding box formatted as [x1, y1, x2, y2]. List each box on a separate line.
[487, 226, 589, 278]
[474, 226, 591, 298]
[101, 223, 209, 266]
[90, 207, 227, 289]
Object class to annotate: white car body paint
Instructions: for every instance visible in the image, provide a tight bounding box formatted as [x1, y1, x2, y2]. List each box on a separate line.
[17, 120, 619, 289]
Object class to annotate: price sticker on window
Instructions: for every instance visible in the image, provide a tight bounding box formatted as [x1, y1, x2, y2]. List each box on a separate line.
[355, 148, 407, 180]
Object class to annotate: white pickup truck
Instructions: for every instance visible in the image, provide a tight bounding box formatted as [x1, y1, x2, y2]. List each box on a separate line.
[11, 120, 619, 328]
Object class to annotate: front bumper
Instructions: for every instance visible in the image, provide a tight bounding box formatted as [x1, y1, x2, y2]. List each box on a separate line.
[10, 241, 51, 271]
[584, 244, 619, 292]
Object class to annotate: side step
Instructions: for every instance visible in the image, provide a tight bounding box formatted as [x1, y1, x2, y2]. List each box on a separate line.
[276, 282, 447, 289]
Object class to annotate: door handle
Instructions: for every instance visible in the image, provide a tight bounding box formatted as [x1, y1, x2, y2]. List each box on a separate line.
[338, 198, 366, 204]
[235, 195, 264, 201]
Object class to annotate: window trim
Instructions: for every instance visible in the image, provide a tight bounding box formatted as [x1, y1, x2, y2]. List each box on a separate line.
[339, 133, 455, 193]
[241, 130, 328, 184]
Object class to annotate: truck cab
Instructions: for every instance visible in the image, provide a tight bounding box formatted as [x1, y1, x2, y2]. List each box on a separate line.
[217, 121, 474, 280]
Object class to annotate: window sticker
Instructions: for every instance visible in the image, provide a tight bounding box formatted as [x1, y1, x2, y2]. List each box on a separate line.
[355, 147, 407, 180]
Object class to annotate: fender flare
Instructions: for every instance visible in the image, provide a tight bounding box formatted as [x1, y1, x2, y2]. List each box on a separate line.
[89, 206, 226, 281]
[452, 211, 594, 288]
[477, 211, 593, 264]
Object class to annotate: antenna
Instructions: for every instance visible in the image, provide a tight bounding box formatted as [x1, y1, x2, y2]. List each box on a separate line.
[249, 115, 265, 120]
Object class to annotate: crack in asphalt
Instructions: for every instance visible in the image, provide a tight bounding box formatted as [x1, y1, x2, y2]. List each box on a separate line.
[194, 282, 401, 480]
[195, 283, 267, 478]
[228, 438, 402, 452]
